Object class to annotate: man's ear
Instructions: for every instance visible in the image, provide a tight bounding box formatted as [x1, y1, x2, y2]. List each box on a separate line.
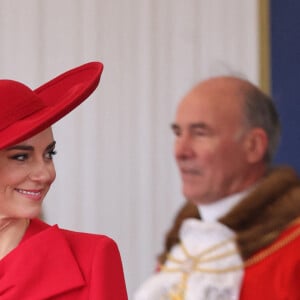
[244, 128, 268, 163]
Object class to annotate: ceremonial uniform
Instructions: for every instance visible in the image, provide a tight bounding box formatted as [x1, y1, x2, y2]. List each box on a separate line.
[135, 167, 300, 299]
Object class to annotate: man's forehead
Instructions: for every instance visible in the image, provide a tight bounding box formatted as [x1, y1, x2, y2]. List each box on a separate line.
[178, 84, 245, 116]
[172, 121, 207, 128]
[182, 76, 250, 103]
[173, 106, 211, 129]
[193, 76, 250, 90]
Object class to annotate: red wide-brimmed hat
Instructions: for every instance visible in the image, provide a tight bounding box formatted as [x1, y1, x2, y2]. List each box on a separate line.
[0, 61, 103, 149]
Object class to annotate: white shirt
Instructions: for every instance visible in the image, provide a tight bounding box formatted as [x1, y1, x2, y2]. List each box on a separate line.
[198, 189, 252, 222]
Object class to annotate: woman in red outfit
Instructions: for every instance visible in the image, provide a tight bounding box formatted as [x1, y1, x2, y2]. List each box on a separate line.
[0, 62, 128, 299]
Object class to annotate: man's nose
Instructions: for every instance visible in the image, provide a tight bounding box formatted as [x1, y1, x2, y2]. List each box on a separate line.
[175, 135, 194, 160]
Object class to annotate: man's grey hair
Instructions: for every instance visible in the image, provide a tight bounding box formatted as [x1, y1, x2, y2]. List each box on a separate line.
[242, 85, 281, 164]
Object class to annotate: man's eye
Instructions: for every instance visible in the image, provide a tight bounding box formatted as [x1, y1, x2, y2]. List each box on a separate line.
[172, 128, 181, 137]
[195, 130, 205, 136]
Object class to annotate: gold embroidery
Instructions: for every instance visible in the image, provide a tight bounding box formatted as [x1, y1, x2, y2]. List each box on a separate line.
[160, 219, 300, 299]
[160, 236, 240, 299]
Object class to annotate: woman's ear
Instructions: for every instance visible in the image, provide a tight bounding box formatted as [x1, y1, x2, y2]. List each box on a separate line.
[244, 128, 268, 163]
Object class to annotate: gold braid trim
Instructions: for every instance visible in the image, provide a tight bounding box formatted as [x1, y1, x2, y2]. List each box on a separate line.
[245, 218, 300, 268]
[160, 218, 300, 274]
[160, 220, 300, 299]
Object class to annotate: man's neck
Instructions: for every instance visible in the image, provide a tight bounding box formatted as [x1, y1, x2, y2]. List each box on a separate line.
[198, 188, 253, 221]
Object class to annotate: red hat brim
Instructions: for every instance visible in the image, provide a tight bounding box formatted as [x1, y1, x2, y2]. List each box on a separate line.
[0, 61, 103, 149]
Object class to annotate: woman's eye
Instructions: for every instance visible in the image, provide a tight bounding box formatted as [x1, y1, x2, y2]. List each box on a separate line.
[11, 154, 28, 161]
[46, 150, 57, 160]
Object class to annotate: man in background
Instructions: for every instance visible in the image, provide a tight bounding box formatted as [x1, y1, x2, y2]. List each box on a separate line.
[134, 76, 300, 299]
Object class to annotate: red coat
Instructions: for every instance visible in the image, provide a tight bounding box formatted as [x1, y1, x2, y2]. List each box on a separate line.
[0, 218, 128, 299]
[240, 221, 300, 300]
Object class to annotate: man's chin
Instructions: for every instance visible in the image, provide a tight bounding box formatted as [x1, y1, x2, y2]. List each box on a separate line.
[183, 189, 213, 205]
[183, 190, 201, 205]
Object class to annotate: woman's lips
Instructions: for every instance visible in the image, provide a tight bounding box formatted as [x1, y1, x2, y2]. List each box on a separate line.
[15, 188, 43, 201]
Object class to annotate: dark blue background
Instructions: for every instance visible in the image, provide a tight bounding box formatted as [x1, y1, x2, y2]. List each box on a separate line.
[271, 1, 300, 173]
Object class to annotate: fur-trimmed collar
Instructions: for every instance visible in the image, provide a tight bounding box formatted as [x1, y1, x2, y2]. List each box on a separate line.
[159, 166, 300, 263]
[220, 166, 300, 259]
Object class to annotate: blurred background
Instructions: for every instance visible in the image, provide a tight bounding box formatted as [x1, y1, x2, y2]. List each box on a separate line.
[0, 0, 298, 297]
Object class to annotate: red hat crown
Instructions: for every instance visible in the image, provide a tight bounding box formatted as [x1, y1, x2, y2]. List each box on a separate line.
[0, 61, 103, 149]
[0, 80, 46, 131]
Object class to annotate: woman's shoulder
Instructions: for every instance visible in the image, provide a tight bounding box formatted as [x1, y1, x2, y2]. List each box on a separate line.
[58, 225, 122, 269]
[27, 218, 120, 258]
[61, 226, 117, 248]
[28, 218, 117, 251]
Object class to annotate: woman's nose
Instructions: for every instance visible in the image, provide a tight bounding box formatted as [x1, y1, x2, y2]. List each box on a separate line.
[28, 161, 56, 183]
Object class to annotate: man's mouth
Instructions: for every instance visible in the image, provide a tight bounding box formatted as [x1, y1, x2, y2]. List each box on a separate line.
[180, 167, 201, 176]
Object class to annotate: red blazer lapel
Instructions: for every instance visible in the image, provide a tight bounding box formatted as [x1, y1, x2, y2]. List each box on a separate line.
[0, 221, 85, 299]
